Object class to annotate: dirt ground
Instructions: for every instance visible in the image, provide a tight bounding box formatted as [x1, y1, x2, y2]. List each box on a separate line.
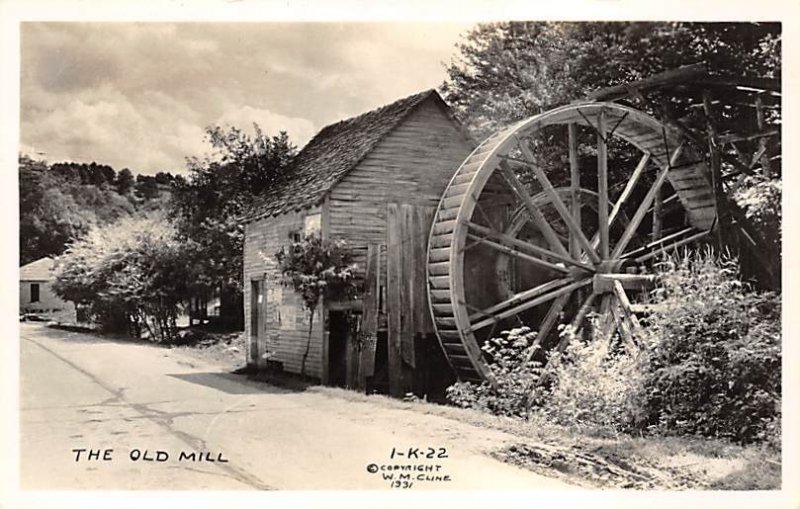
[21, 323, 574, 490]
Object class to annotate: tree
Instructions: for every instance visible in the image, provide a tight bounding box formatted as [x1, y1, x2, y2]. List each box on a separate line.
[20, 156, 97, 264]
[115, 168, 135, 194]
[442, 22, 780, 138]
[135, 174, 160, 200]
[170, 124, 297, 329]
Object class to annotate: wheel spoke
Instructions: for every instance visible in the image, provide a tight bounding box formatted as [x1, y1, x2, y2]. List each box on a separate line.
[466, 233, 570, 274]
[468, 277, 572, 322]
[526, 291, 572, 360]
[469, 278, 591, 332]
[570, 292, 597, 331]
[514, 137, 601, 264]
[608, 152, 651, 232]
[468, 222, 593, 272]
[597, 109, 610, 259]
[611, 142, 686, 258]
[498, 164, 570, 257]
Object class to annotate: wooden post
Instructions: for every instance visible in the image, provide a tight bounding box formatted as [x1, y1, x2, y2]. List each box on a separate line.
[387, 204, 403, 397]
[597, 109, 609, 259]
[568, 123, 581, 258]
[755, 95, 772, 178]
[357, 244, 380, 390]
[702, 90, 727, 246]
[652, 186, 663, 241]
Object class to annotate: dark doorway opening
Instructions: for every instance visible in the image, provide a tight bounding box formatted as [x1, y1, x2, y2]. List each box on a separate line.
[366, 331, 389, 394]
[328, 311, 349, 387]
[250, 280, 264, 365]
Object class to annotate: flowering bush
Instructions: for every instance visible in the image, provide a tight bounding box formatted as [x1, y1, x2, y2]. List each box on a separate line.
[53, 216, 192, 342]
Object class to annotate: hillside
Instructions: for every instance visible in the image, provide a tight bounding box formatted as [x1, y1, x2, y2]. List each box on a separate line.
[19, 155, 179, 265]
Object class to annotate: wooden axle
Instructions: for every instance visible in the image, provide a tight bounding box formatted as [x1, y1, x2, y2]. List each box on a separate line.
[592, 273, 657, 294]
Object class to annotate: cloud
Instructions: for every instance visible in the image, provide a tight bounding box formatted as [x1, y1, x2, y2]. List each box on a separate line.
[216, 105, 317, 147]
[20, 22, 473, 174]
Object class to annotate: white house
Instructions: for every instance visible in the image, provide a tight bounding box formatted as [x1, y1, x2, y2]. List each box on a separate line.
[19, 257, 76, 323]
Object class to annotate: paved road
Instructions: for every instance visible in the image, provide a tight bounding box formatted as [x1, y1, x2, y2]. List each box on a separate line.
[20, 323, 573, 490]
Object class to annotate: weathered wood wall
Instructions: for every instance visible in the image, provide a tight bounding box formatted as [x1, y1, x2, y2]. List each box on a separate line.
[243, 206, 324, 377]
[386, 203, 437, 396]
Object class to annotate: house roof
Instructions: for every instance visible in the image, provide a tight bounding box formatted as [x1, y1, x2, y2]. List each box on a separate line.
[243, 89, 459, 222]
[20, 257, 56, 281]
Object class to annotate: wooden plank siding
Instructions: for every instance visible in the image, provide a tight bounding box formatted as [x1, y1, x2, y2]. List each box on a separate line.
[328, 97, 475, 277]
[243, 205, 324, 378]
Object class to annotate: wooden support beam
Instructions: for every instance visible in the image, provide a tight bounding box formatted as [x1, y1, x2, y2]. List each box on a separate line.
[632, 229, 710, 263]
[515, 137, 601, 264]
[703, 90, 728, 246]
[469, 279, 591, 332]
[652, 184, 663, 241]
[499, 164, 570, 257]
[612, 280, 644, 338]
[587, 63, 708, 101]
[597, 109, 610, 259]
[621, 226, 696, 259]
[718, 128, 780, 145]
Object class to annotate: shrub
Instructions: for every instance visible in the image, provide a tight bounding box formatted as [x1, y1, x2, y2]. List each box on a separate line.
[445, 327, 544, 418]
[444, 250, 780, 445]
[734, 176, 781, 255]
[638, 250, 781, 443]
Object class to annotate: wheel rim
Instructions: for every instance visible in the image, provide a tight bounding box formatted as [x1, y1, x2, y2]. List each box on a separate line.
[427, 102, 716, 385]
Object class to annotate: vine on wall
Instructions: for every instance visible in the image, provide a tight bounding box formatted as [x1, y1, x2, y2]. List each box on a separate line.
[273, 234, 358, 375]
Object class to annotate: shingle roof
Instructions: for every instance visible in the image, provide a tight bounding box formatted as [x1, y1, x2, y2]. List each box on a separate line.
[20, 257, 56, 281]
[244, 89, 443, 222]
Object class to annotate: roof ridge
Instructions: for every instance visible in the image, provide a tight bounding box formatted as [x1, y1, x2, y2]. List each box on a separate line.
[243, 89, 444, 223]
[314, 89, 436, 137]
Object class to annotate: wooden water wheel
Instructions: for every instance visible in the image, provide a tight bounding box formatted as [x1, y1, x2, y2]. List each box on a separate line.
[426, 102, 717, 384]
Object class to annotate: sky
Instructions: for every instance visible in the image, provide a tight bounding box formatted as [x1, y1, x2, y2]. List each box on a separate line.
[20, 22, 474, 175]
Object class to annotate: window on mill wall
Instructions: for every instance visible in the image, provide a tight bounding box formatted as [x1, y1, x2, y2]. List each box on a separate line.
[304, 213, 321, 237]
[30, 283, 40, 303]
